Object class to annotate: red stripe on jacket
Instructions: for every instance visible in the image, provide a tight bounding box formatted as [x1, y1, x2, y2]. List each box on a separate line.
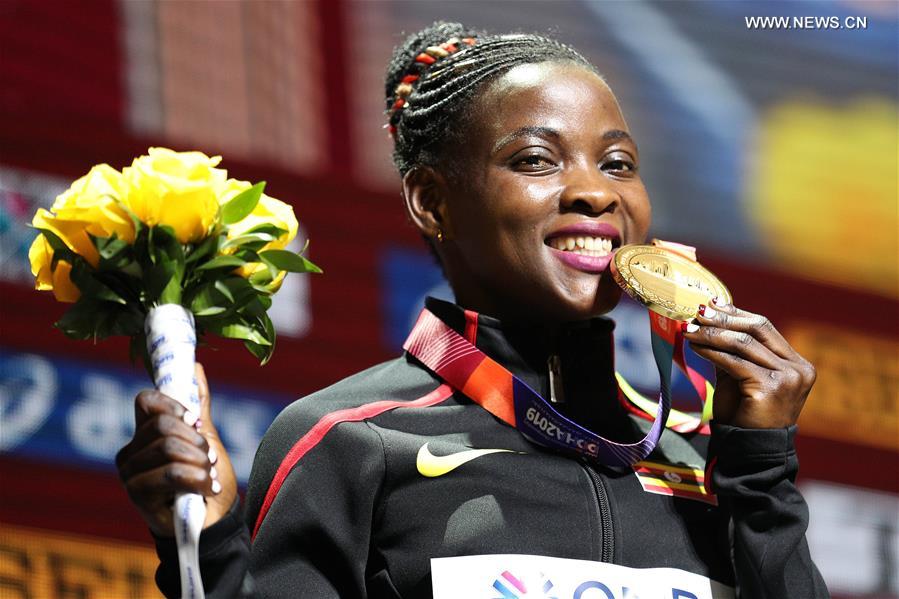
[251, 383, 455, 540]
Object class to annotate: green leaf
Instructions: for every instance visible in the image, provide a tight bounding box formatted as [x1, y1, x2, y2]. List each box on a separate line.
[95, 235, 128, 260]
[244, 339, 274, 364]
[260, 311, 275, 342]
[185, 234, 220, 266]
[237, 296, 269, 320]
[69, 259, 126, 305]
[248, 268, 274, 288]
[158, 277, 182, 305]
[241, 223, 286, 239]
[33, 227, 75, 261]
[259, 250, 322, 273]
[188, 278, 244, 316]
[55, 298, 103, 340]
[189, 282, 219, 314]
[195, 305, 228, 317]
[93, 235, 134, 271]
[195, 255, 246, 272]
[189, 276, 257, 320]
[210, 322, 272, 346]
[214, 279, 235, 303]
[221, 232, 277, 252]
[144, 226, 185, 305]
[93, 270, 142, 305]
[222, 182, 265, 225]
[53, 294, 143, 342]
[219, 276, 256, 305]
[259, 249, 322, 274]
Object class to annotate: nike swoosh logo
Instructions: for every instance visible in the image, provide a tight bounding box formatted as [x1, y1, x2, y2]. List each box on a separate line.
[416, 443, 515, 478]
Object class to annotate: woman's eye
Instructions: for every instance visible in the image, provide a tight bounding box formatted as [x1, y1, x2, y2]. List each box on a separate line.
[602, 158, 637, 174]
[514, 154, 555, 171]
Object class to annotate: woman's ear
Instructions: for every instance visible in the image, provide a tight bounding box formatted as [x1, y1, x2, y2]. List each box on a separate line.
[402, 166, 452, 240]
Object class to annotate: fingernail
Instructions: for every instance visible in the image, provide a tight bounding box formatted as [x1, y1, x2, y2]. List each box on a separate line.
[712, 296, 729, 308]
[211, 479, 222, 494]
[681, 321, 700, 333]
[699, 304, 716, 319]
[208, 446, 218, 465]
[194, 419, 203, 430]
[182, 411, 198, 427]
[210, 466, 218, 480]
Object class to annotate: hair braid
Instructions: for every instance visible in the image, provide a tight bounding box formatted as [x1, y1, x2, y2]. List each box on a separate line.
[385, 22, 598, 176]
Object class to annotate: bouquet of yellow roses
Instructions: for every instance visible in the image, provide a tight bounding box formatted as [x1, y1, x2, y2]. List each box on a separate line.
[28, 147, 320, 599]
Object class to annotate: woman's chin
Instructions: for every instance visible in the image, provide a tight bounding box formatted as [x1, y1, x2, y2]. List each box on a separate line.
[558, 274, 622, 321]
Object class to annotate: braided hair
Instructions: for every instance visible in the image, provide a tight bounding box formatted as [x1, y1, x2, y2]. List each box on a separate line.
[385, 22, 599, 177]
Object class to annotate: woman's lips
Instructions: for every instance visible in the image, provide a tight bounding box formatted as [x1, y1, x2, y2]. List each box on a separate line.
[548, 246, 615, 274]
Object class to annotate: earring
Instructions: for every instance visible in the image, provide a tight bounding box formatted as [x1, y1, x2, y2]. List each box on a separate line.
[435, 229, 444, 243]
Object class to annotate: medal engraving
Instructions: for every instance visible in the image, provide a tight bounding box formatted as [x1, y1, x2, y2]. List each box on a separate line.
[611, 244, 732, 321]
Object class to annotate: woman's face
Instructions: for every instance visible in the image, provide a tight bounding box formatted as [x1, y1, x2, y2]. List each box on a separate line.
[437, 61, 652, 324]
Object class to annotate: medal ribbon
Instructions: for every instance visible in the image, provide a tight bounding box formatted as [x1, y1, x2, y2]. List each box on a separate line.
[615, 239, 715, 434]
[404, 308, 704, 467]
[616, 317, 714, 434]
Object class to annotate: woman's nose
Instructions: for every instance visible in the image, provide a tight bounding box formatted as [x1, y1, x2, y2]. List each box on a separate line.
[559, 165, 619, 215]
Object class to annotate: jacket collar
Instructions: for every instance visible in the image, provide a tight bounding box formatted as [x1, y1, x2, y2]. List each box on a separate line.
[422, 297, 630, 434]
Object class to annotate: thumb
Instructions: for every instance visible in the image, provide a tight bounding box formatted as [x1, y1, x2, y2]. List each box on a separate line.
[192, 362, 238, 526]
[195, 362, 216, 434]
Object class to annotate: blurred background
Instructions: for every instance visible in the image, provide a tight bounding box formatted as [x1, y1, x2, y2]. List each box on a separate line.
[0, 0, 896, 596]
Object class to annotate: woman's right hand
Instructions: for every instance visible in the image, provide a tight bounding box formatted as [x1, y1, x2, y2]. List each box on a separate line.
[115, 363, 237, 537]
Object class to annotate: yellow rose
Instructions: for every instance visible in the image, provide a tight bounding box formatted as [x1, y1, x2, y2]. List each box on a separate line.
[28, 234, 80, 303]
[222, 180, 299, 279]
[52, 164, 134, 244]
[51, 260, 81, 303]
[31, 164, 135, 269]
[29, 234, 53, 291]
[217, 177, 252, 205]
[31, 208, 100, 267]
[123, 147, 226, 243]
[265, 270, 287, 293]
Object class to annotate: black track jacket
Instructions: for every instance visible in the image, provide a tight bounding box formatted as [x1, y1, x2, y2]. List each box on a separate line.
[155, 298, 828, 598]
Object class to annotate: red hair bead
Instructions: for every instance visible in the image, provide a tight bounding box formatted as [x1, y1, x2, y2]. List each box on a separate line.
[415, 53, 436, 65]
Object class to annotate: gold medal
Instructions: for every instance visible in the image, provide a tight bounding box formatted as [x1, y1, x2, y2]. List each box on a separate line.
[611, 241, 732, 321]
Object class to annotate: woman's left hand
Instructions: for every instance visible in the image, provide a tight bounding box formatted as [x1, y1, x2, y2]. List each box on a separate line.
[682, 298, 817, 429]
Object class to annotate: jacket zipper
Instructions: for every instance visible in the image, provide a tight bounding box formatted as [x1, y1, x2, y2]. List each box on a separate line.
[581, 460, 614, 563]
[547, 354, 565, 403]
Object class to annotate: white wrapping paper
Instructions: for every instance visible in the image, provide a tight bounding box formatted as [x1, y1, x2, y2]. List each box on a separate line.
[146, 304, 206, 599]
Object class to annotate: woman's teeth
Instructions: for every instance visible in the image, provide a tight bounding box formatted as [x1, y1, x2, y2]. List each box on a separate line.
[548, 236, 613, 256]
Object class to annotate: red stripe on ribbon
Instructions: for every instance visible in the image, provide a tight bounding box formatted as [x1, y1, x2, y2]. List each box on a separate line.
[639, 482, 718, 506]
[463, 309, 478, 344]
[251, 384, 454, 540]
[634, 466, 704, 482]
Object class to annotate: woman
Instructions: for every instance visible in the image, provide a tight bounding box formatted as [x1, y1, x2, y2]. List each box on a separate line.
[116, 22, 827, 598]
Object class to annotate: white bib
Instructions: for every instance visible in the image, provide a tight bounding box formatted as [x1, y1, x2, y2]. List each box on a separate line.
[431, 554, 735, 599]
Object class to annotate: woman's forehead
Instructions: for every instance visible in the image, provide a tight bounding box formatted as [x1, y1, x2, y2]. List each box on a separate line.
[476, 62, 627, 139]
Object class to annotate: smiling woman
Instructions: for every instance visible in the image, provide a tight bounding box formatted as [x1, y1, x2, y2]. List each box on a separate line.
[403, 61, 650, 322]
[115, 21, 828, 599]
